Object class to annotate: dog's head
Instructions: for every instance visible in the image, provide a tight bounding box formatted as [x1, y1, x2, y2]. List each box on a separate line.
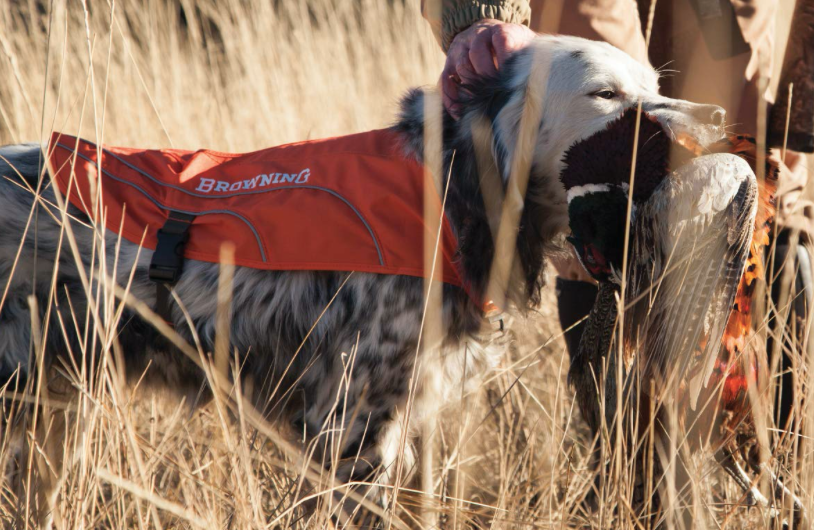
[394, 34, 730, 307]
[467, 35, 725, 202]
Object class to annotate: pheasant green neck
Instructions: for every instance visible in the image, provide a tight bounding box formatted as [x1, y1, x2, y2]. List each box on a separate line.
[567, 187, 630, 282]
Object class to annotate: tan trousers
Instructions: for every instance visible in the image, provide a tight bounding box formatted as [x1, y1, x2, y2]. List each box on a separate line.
[530, 0, 773, 131]
[531, 0, 809, 243]
[531, 0, 812, 280]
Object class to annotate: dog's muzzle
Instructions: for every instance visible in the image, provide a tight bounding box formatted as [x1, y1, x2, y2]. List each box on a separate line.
[644, 100, 727, 148]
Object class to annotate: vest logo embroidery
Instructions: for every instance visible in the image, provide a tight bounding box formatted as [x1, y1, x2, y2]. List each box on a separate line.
[194, 168, 311, 193]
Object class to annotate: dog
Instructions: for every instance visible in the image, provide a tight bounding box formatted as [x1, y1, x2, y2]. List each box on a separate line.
[0, 35, 728, 523]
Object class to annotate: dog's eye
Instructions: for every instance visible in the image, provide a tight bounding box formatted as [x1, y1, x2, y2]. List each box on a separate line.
[592, 90, 616, 100]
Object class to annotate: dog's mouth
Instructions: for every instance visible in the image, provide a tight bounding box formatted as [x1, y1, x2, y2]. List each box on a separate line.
[653, 118, 725, 149]
[560, 108, 739, 209]
[689, 124, 726, 148]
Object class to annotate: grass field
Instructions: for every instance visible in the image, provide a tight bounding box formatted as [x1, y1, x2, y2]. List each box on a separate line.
[0, 1, 811, 528]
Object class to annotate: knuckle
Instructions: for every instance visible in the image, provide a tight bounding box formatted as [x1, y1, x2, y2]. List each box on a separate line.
[467, 46, 482, 61]
[492, 30, 511, 48]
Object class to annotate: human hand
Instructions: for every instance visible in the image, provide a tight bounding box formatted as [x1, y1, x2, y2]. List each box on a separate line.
[441, 19, 536, 118]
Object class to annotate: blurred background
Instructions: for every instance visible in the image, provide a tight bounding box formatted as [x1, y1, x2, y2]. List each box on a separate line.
[0, 1, 809, 529]
[0, 0, 445, 149]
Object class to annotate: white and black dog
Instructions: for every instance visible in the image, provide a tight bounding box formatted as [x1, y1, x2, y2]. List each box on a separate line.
[0, 36, 728, 517]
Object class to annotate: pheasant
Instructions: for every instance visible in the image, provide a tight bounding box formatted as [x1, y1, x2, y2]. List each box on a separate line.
[560, 108, 805, 523]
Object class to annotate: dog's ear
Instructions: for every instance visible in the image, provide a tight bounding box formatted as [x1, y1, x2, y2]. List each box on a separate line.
[394, 87, 456, 167]
[394, 88, 429, 162]
[475, 43, 554, 185]
[455, 48, 526, 182]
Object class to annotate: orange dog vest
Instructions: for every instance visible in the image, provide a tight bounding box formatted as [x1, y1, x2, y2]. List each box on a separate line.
[47, 130, 464, 289]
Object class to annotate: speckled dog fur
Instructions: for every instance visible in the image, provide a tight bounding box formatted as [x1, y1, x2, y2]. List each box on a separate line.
[0, 35, 727, 514]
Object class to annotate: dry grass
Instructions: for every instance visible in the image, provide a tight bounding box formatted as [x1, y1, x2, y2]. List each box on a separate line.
[0, 1, 811, 529]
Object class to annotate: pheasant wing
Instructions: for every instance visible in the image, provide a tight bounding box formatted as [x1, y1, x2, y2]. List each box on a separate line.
[628, 153, 757, 409]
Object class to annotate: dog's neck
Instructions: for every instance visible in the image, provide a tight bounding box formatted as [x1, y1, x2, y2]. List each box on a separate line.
[393, 88, 557, 310]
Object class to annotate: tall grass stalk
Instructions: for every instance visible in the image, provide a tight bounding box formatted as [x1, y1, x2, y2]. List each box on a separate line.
[0, 1, 810, 529]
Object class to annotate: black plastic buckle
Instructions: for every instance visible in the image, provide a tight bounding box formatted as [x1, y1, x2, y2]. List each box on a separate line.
[149, 230, 188, 283]
[149, 212, 195, 285]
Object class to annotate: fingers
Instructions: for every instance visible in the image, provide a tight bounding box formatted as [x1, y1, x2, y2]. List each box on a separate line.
[448, 29, 478, 84]
[468, 31, 497, 78]
[439, 20, 535, 118]
[492, 24, 536, 68]
[441, 69, 461, 119]
[455, 54, 476, 84]
[491, 30, 514, 67]
[442, 39, 467, 118]
[441, 23, 491, 118]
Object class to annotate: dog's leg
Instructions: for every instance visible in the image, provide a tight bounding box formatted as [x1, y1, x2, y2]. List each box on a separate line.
[30, 403, 72, 530]
[281, 344, 413, 528]
[0, 294, 38, 526]
[0, 172, 92, 528]
[1, 371, 75, 530]
[0, 295, 34, 391]
[297, 391, 416, 528]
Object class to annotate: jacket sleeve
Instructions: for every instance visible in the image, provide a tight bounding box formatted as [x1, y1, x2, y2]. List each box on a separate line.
[422, 0, 532, 52]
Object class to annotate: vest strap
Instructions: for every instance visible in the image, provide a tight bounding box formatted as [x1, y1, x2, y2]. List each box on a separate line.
[149, 211, 196, 322]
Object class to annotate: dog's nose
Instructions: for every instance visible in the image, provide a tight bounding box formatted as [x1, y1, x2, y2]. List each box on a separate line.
[692, 104, 726, 127]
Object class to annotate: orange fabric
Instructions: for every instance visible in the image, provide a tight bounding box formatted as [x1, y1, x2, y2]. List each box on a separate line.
[47, 130, 464, 288]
